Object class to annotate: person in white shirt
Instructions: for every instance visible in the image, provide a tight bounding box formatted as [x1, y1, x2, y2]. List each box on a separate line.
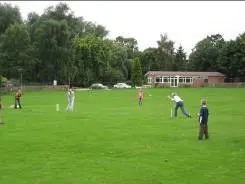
[67, 88, 75, 112]
[168, 92, 191, 118]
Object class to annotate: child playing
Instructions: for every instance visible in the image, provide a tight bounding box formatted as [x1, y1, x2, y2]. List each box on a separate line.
[137, 88, 144, 107]
[168, 92, 191, 118]
[198, 99, 209, 140]
[14, 89, 22, 109]
[67, 88, 75, 112]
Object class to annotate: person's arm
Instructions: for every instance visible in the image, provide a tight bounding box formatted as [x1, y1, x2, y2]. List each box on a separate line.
[198, 108, 203, 122]
[168, 96, 174, 101]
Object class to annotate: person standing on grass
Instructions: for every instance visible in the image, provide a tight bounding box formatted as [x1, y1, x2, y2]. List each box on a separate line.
[67, 88, 75, 112]
[198, 99, 209, 140]
[14, 89, 22, 109]
[137, 88, 144, 107]
[168, 92, 191, 118]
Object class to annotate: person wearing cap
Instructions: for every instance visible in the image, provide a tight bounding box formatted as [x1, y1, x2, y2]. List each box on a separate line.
[168, 92, 191, 118]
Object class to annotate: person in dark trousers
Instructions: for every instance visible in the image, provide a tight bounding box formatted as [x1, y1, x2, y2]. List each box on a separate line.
[168, 92, 191, 118]
[15, 89, 22, 109]
[198, 99, 209, 140]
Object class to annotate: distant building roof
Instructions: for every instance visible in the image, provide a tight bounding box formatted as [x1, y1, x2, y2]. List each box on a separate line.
[145, 71, 225, 77]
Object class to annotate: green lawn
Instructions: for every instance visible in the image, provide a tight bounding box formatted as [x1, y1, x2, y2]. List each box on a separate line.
[0, 88, 245, 184]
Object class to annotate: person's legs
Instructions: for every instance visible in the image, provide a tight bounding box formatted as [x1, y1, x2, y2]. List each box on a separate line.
[174, 103, 179, 117]
[198, 123, 204, 140]
[138, 98, 142, 107]
[67, 99, 71, 111]
[180, 103, 191, 118]
[68, 102, 72, 111]
[71, 100, 74, 111]
[14, 98, 18, 109]
[17, 99, 22, 109]
[204, 123, 209, 139]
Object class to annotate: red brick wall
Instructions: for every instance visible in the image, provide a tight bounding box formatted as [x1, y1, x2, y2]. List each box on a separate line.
[192, 78, 205, 87]
[208, 76, 224, 84]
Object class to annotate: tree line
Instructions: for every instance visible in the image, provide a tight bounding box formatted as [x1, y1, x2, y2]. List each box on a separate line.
[0, 2, 244, 88]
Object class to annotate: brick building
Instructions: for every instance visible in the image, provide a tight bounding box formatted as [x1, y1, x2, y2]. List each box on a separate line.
[145, 71, 225, 87]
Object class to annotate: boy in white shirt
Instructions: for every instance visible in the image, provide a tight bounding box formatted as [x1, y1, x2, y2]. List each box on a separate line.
[168, 92, 191, 118]
[67, 88, 75, 112]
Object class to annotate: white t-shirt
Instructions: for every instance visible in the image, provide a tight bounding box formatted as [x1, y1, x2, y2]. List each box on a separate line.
[68, 91, 75, 102]
[172, 95, 183, 103]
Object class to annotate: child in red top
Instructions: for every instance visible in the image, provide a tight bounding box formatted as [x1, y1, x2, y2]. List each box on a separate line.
[137, 88, 144, 107]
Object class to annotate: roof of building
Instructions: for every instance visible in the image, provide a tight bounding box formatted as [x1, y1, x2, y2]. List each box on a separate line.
[145, 71, 225, 77]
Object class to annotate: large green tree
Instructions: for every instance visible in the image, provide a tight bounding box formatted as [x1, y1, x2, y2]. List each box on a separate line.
[131, 57, 143, 86]
[156, 33, 175, 70]
[0, 3, 22, 35]
[140, 47, 158, 74]
[173, 45, 187, 71]
[0, 22, 34, 81]
[218, 33, 245, 81]
[188, 34, 225, 71]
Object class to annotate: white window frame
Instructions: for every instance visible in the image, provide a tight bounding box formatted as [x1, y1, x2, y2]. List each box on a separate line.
[162, 76, 169, 83]
[148, 77, 152, 84]
[155, 76, 163, 83]
[185, 76, 193, 84]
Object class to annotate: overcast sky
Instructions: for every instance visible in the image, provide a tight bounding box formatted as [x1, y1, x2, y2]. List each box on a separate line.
[2, 1, 245, 55]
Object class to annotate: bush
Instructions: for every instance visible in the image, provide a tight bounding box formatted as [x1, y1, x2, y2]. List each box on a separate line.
[154, 83, 170, 88]
[0, 75, 8, 87]
[178, 83, 191, 88]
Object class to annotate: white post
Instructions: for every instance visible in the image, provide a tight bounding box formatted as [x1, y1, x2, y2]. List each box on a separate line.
[56, 104, 60, 111]
[176, 75, 179, 87]
[53, 80, 57, 86]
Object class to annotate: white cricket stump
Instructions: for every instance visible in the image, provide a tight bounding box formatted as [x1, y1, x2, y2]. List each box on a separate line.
[56, 104, 60, 112]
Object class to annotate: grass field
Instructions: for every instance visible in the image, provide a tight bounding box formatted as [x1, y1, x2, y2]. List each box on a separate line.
[0, 88, 245, 184]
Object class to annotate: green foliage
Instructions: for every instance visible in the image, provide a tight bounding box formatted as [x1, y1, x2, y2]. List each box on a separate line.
[131, 57, 142, 86]
[156, 33, 175, 70]
[174, 45, 187, 71]
[0, 22, 33, 81]
[103, 67, 125, 83]
[1, 2, 245, 85]
[0, 3, 22, 35]
[0, 75, 8, 83]
[218, 33, 245, 81]
[140, 48, 158, 74]
[188, 34, 225, 71]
